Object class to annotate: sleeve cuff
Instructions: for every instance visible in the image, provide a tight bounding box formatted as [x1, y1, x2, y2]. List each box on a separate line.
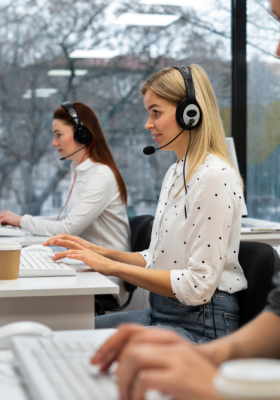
[170, 269, 212, 306]
[170, 270, 187, 304]
[20, 214, 30, 230]
[138, 250, 151, 268]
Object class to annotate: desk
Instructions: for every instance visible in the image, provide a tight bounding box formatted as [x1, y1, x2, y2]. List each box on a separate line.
[0, 264, 119, 330]
[0, 234, 50, 247]
[241, 232, 280, 246]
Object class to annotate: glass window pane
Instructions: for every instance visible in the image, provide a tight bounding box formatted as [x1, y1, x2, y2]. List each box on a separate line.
[247, 0, 280, 221]
[0, 0, 231, 218]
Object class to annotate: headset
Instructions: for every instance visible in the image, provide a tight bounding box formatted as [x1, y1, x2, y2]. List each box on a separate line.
[57, 102, 93, 219]
[61, 101, 92, 145]
[173, 65, 202, 130]
[143, 65, 202, 156]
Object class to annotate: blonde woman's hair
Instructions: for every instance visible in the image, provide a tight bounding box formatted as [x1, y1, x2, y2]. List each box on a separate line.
[141, 65, 243, 196]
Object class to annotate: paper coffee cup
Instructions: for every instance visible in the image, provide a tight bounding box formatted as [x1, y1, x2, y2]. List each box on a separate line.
[0, 242, 22, 282]
[214, 359, 280, 400]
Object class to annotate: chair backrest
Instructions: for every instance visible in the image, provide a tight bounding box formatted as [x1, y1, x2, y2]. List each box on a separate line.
[129, 215, 154, 252]
[125, 215, 154, 293]
[237, 241, 280, 327]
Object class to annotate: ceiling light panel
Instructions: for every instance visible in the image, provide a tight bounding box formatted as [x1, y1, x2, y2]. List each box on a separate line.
[22, 89, 32, 99]
[140, 0, 207, 7]
[114, 13, 180, 27]
[69, 49, 118, 59]
[35, 88, 58, 98]
[47, 70, 88, 76]
[140, 0, 187, 5]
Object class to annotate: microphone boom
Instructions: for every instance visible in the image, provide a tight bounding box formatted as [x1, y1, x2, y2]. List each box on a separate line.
[143, 129, 185, 156]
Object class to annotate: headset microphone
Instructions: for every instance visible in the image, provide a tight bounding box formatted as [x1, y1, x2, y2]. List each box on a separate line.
[60, 145, 86, 161]
[143, 128, 187, 155]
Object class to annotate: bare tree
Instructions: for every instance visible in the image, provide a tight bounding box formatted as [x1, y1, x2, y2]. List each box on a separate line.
[2, 0, 272, 216]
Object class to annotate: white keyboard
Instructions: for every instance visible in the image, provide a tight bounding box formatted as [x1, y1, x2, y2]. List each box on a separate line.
[12, 336, 170, 400]
[0, 226, 25, 236]
[20, 252, 76, 277]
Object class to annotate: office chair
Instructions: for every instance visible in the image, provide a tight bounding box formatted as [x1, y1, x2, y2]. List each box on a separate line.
[237, 241, 280, 327]
[95, 215, 154, 314]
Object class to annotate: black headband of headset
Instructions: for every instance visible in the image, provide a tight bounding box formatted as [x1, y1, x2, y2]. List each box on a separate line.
[172, 66, 196, 100]
[61, 101, 82, 128]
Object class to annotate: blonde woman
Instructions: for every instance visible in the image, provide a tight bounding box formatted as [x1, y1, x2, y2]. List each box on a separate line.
[45, 65, 247, 342]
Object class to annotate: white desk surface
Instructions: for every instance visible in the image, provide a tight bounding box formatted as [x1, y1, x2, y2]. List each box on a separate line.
[0, 234, 50, 247]
[241, 231, 280, 246]
[0, 264, 119, 298]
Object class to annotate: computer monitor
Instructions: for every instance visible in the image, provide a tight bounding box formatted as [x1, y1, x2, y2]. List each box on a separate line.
[225, 137, 248, 217]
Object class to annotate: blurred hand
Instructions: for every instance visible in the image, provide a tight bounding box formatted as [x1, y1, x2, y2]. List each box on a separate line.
[91, 325, 184, 372]
[92, 324, 218, 400]
[0, 211, 22, 227]
[51, 247, 115, 276]
[116, 342, 218, 400]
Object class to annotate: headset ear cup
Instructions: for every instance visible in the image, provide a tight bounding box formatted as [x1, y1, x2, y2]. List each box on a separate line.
[176, 98, 202, 130]
[176, 99, 189, 129]
[74, 126, 92, 144]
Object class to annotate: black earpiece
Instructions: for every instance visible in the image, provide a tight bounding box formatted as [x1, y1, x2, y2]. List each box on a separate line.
[61, 101, 92, 145]
[172, 66, 202, 130]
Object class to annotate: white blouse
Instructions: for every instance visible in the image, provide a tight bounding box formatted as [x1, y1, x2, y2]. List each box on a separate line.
[21, 158, 131, 253]
[139, 153, 247, 306]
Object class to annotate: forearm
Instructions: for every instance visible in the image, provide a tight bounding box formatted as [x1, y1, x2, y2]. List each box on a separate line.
[21, 214, 77, 237]
[199, 312, 280, 365]
[102, 248, 147, 268]
[112, 263, 174, 297]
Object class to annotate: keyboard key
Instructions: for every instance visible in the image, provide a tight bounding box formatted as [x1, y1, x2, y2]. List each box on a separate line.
[19, 252, 76, 277]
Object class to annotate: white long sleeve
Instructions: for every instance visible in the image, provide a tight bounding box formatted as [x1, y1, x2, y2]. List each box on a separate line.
[21, 159, 130, 252]
[139, 153, 247, 306]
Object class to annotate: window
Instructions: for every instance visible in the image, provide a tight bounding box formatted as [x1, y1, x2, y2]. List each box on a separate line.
[52, 192, 62, 209]
[0, 0, 231, 218]
[247, 0, 280, 221]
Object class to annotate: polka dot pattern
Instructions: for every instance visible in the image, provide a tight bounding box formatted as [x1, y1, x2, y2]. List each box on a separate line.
[140, 153, 246, 306]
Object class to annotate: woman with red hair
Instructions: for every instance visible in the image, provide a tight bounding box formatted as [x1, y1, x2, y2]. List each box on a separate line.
[0, 102, 130, 254]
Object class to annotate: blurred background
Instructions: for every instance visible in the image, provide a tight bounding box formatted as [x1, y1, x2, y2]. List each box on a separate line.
[0, 0, 279, 220]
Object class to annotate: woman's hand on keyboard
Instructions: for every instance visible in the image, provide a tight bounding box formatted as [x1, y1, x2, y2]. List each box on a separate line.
[116, 340, 217, 400]
[44, 234, 105, 255]
[0, 211, 22, 227]
[91, 325, 218, 400]
[91, 325, 183, 372]
[51, 247, 115, 276]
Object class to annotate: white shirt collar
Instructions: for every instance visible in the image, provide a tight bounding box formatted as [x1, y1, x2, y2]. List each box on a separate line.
[174, 158, 188, 178]
[71, 158, 96, 172]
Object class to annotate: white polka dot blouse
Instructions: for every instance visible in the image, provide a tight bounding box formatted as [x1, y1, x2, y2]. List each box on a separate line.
[139, 153, 248, 306]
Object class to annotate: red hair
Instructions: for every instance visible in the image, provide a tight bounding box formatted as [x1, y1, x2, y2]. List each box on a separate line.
[53, 102, 127, 205]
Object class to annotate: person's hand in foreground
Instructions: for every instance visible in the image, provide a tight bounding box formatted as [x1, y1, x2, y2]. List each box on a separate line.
[0, 211, 22, 227]
[91, 325, 218, 400]
[91, 325, 182, 371]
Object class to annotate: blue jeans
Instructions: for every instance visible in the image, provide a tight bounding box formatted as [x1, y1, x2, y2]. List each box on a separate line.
[95, 290, 239, 343]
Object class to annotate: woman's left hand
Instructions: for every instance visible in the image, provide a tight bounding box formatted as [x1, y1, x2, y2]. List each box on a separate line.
[0, 211, 22, 227]
[52, 249, 115, 276]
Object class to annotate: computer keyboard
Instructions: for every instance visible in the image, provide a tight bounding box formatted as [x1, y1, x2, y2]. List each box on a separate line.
[0, 226, 25, 236]
[12, 336, 171, 400]
[20, 252, 76, 277]
[241, 217, 280, 228]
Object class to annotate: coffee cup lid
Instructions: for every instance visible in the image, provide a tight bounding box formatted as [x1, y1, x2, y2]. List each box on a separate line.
[0, 242, 22, 251]
[219, 359, 280, 382]
[214, 359, 280, 398]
